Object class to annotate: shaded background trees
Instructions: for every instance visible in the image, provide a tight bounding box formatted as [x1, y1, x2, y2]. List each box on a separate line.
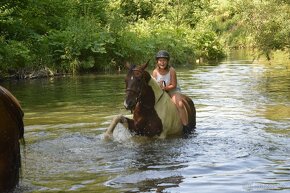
[0, 0, 289, 78]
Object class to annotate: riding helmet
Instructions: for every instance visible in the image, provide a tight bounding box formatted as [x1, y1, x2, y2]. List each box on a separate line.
[155, 50, 170, 60]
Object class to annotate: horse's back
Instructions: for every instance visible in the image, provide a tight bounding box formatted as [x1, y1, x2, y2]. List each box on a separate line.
[0, 85, 23, 192]
[157, 93, 196, 137]
[0, 86, 24, 137]
[154, 91, 183, 137]
[148, 78, 182, 136]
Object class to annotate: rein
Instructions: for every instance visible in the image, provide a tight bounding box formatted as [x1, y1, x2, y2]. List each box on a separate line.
[156, 90, 165, 105]
[125, 68, 149, 111]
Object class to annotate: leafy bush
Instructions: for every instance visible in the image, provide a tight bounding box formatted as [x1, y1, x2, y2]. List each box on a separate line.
[43, 17, 115, 74]
[11, 0, 290, 78]
[0, 38, 32, 75]
[114, 16, 225, 66]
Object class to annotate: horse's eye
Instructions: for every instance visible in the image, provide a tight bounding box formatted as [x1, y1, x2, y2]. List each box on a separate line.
[134, 71, 142, 77]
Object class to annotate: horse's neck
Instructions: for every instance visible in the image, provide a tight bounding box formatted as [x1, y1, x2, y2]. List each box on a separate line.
[138, 81, 154, 109]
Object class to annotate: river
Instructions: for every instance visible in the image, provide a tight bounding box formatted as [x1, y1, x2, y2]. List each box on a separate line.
[2, 53, 290, 193]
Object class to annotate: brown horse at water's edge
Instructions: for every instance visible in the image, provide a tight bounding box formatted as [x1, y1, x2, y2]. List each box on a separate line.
[105, 61, 196, 139]
[0, 85, 24, 192]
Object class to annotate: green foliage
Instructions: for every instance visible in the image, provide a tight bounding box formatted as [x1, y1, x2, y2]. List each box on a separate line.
[0, 38, 32, 72]
[119, 0, 154, 22]
[0, 0, 28, 40]
[242, 0, 290, 58]
[112, 0, 222, 65]
[152, 0, 210, 28]
[7, 0, 280, 78]
[21, 0, 68, 34]
[206, 1, 250, 48]
[44, 17, 115, 73]
[67, 0, 109, 26]
[209, 0, 290, 59]
[193, 26, 226, 61]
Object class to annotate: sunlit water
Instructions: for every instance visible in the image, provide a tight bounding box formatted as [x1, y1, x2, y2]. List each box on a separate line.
[2, 56, 290, 193]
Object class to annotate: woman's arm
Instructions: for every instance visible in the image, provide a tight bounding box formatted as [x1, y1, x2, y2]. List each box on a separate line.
[164, 67, 177, 91]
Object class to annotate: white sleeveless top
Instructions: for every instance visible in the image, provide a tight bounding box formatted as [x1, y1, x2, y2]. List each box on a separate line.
[156, 71, 181, 94]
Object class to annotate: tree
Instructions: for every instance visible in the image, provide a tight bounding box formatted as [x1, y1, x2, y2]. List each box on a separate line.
[242, 0, 290, 59]
[210, 0, 290, 59]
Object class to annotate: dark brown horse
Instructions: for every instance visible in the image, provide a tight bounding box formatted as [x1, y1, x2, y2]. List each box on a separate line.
[0, 85, 24, 192]
[105, 61, 196, 139]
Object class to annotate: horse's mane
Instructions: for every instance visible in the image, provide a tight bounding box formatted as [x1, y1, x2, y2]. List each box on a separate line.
[142, 70, 152, 82]
[142, 71, 166, 104]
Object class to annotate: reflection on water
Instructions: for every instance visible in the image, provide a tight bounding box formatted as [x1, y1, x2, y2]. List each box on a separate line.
[2, 57, 290, 192]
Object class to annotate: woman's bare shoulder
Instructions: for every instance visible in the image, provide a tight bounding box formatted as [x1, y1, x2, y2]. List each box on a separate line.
[169, 67, 177, 74]
[152, 68, 158, 77]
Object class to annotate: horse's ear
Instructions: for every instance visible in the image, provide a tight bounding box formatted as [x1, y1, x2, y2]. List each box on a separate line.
[125, 61, 131, 69]
[141, 59, 150, 70]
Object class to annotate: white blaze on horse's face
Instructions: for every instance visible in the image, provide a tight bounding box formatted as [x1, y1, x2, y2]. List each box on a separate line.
[124, 99, 129, 110]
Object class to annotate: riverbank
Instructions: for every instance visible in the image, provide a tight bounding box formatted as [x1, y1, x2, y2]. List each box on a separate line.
[0, 67, 68, 81]
[1, 50, 289, 82]
[255, 50, 290, 68]
[228, 49, 290, 68]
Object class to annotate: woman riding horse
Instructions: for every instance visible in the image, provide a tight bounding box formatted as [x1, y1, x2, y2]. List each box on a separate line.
[105, 60, 196, 139]
[0, 85, 24, 192]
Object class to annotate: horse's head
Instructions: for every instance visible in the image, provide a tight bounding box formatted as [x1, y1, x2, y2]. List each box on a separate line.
[124, 60, 151, 111]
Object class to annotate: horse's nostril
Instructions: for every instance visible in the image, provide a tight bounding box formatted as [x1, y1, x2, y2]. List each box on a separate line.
[124, 99, 135, 110]
[128, 102, 133, 108]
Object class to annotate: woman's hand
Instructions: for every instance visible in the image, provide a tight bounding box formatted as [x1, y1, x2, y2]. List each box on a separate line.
[159, 81, 166, 90]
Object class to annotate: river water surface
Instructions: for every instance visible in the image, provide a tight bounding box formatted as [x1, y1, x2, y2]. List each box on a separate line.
[2, 55, 290, 193]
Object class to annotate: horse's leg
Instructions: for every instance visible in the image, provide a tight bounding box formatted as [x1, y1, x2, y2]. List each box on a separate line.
[104, 114, 123, 138]
[104, 114, 134, 139]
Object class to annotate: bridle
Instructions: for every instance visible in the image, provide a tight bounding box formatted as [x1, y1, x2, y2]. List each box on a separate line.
[125, 67, 165, 112]
[125, 68, 145, 107]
